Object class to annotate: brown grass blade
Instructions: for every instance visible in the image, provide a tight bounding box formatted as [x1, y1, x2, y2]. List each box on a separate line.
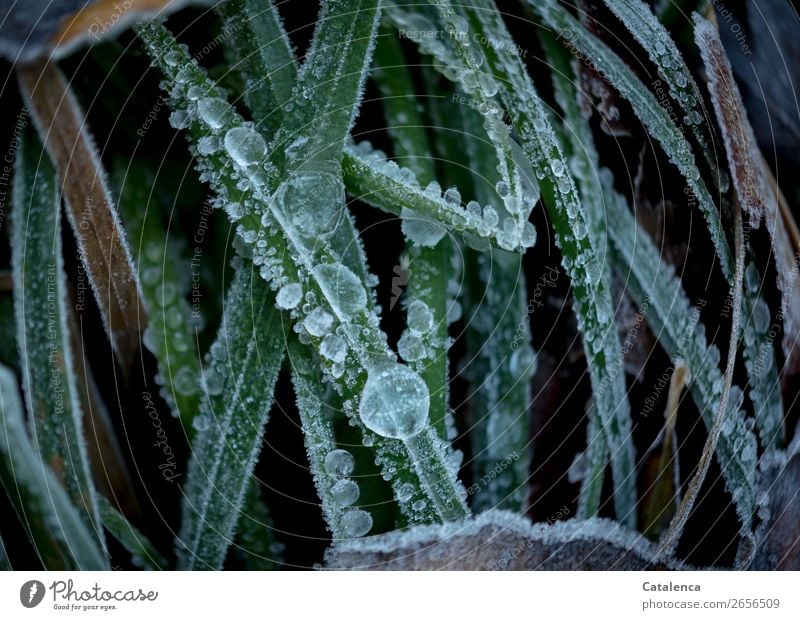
[17, 59, 146, 374]
[695, 15, 800, 376]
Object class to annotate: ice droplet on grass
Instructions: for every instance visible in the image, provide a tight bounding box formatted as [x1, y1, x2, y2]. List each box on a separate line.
[224, 126, 267, 167]
[359, 363, 429, 439]
[401, 208, 447, 247]
[275, 173, 344, 239]
[324, 449, 355, 476]
[276, 282, 303, 310]
[320, 333, 348, 364]
[341, 509, 372, 537]
[303, 307, 335, 337]
[197, 97, 230, 130]
[331, 479, 360, 506]
[312, 263, 367, 318]
[407, 300, 434, 335]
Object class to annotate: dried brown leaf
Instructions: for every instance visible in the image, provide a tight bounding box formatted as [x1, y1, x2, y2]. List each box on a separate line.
[17, 59, 146, 374]
[326, 511, 686, 570]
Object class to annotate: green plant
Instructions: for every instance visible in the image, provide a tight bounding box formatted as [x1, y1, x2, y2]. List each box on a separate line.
[1, 0, 797, 570]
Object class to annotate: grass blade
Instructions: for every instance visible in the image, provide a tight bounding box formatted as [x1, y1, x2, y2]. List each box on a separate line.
[98, 497, 167, 570]
[235, 481, 283, 569]
[454, 0, 637, 525]
[605, 183, 757, 542]
[372, 28, 453, 442]
[458, 101, 535, 513]
[0, 364, 108, 569]
[601, 0, 719, 182]
[528, 0, 734, 281]
[17, 59, 145, 373]
[11, 128, 105, 544]
[115, 161, 202, 431]
[137, 18, 468, 526]
[694, 15, 785, 451]
[178, 264, 284, 570]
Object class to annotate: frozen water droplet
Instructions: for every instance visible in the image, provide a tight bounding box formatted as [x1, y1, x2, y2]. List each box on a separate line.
[753, 298, 771, 332]
[204, 370, 224, 396]
[224, 126, 266, 167]
[192, 414, 210, 432]
[509, 347, 536, 377]
[320, 333, 348, 364]
[359, 363, 429, 439]
[324, 449, 355, 476]
[340, 509, 372, 537]
[401, 208, 446, 247]
[397, 482, 415, 503]
[197, 97, 230, 130]
[331, 479, 360, 506]
[173, 366, 198, 396]
[407, 300, 434, 335]
[398, 330, 425, 362]
[495, 180, 509, 197]
[312, 263, 367, 318]
[274, 172, 344, 239]
[303, 307, 334, 337]
[276, 282, 303, 310]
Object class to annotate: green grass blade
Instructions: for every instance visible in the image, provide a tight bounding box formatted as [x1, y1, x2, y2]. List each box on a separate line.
[274, 0, 382, 175]
[456, 0, 636, 525]
[115, 161, 202, 431]
[528, 0, 733, 281]
[601, 0, 719, 182]
[372, 28, 453, 442]
[98, 497, 167, 570]
[216, 0, 297, 137]
[458, 101, 535, 513]
[137, 20, 468, 526]
[343, 144, 528, 251]
[178, 264, 284, 570]
[605, 184, 757, 537]
[0, 364, 108, 569]
[0, 531, 10, 569]
[287, 334, 375, 539]
[11, 129, 105, 544]
[235, 481, 284, 569]
[537, 26, 621, 517]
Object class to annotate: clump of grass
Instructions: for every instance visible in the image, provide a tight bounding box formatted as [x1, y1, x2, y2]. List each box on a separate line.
[0, 0, 796, 570]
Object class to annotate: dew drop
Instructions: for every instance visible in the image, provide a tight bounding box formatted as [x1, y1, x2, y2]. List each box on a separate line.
[407, 300, 434, 335]
[276, 282, 303, 310]
[324, 449, 355, 477]
[312, 263, 367, 318]
[197, 97, 230, 130]
[331, 479, 360, 506]
[358, 363, 429, 439]
[224, 126, 267, 167]
[340, 509, 372, 537]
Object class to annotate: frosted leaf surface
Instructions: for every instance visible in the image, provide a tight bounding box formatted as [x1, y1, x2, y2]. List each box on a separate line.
[359, 363, 430, 439]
